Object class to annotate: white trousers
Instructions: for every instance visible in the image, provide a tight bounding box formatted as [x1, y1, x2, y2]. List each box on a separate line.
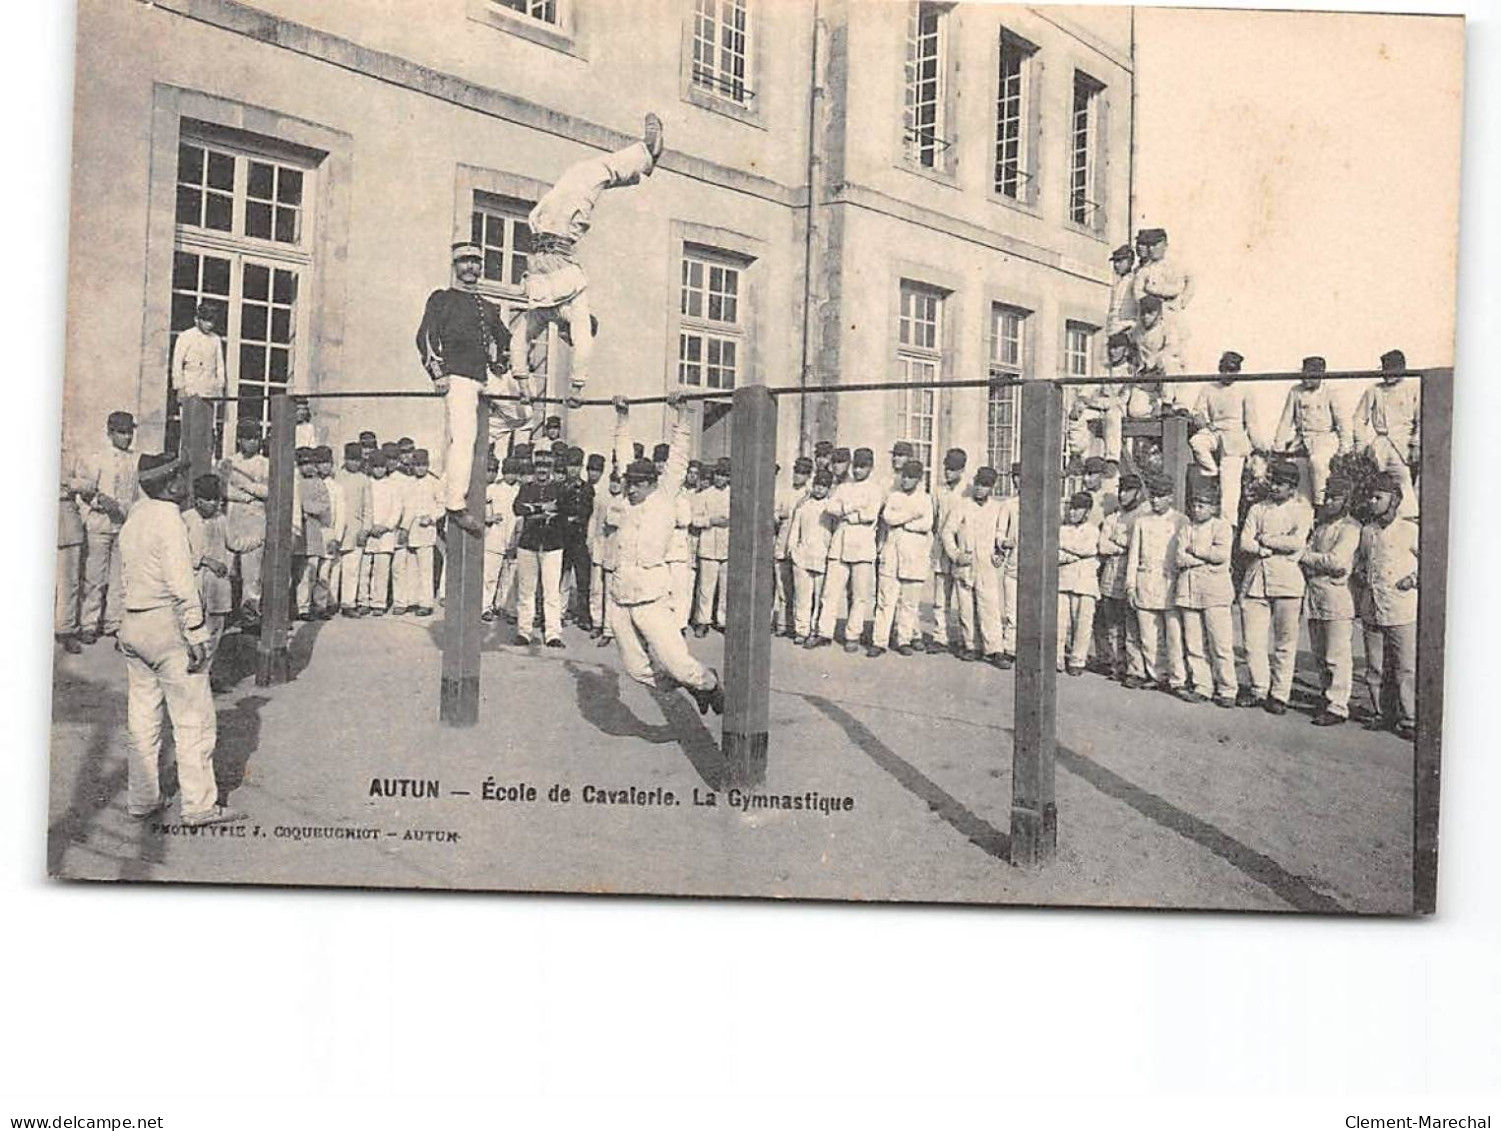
[793, 566, 824, 639]
[1001, 572, 1019, 655]
[1179, 603, 1237, 698]
[694, 558, 728, 628]
[510, 291, 596, 391]
[957, 568, 1004, 656]
[1309, 616, 1355, 717]
[1189, 429, 1246, 521]
[405, 546, 435, 610]
[873, 577, 924, 649]
[929, 570, 961, 647]
[1365, 438, 1419, 517]
[610, 597, 714, 691]
[1363, 619, 1417, 727]
[517, 547, 563, 640]
[667, 560, 693, 629]
[1295, 432, 1341, 507]
[340, 548, 363, 608]
[1135, 606, 1186, 688]
[1057, 593, 1098, 670]
[1241, 595, 1301, 702]
[56, 543, 82, 635]
[82, 529, 122, 633]
[443, 375, 484, 512]
[817, 560, 874, 641]
[118, 607, 218, 819]
[590, 565, 616, 638]
[364, 553, 392, 610]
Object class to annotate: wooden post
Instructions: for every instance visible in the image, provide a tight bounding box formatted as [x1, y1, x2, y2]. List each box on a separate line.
[1010, 380, 1062, 867]
[256, 394, 295, 686]
[179, 395, 215, 503]
[1414, 367, 1452, 914]
[722, 384, 778, 788]
[441, 396, 489, 726]
[1161, 412, 1189, 513]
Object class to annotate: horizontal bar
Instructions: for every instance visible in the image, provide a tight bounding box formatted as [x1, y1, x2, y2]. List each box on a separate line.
[197, 366, 1449, 407]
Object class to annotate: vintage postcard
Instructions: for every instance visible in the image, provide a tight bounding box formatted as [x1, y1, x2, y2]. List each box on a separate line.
[47, 0, 1461, 914]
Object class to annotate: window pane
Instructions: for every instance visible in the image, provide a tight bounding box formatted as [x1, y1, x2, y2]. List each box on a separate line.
[268, 348, 291, 384]
[484, 249, 504, 281]
[203, 191, 231, 232]
[177, 143, 204, 186]
[206, 150, 235, 191]
[277, 168, 303, 206]
[272, 269, 297, 305]
[245, 200, 272, 240]
[243, 263, 270, 302]
[513, 223, 531, 256]
[240, 344, 267, 381]
[176, 186, 202, 226]
[204, 255, 231, 296]
[471, 211, 484, 245]
[248, 161, 274, 201]
[270, 307, 292, 344]
[173, 250, 199, 292]
[242, 304, 269, 342]
[171, 293, 198, 333]
[509, 252, 526, 287]
[274, 206, 298, 243]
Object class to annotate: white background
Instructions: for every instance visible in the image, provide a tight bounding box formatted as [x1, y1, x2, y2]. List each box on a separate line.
[2, 1, 1497, 1126]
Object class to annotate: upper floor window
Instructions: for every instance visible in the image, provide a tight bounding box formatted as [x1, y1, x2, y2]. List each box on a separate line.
[1063, 321, 1097, 379]
[1070, 71, 1106, 229]
[902, 3, 952, 171]
[678, 249, 746, 390]
[692, 0, 752, 106]
[994, 30, 1038, 202]
[176, 140, 307, 249]
[493, 0, 559, 26]
[986, 303, 1030, 487]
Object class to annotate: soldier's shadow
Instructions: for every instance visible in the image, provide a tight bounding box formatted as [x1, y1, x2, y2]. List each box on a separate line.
[562, 660, 729, 791]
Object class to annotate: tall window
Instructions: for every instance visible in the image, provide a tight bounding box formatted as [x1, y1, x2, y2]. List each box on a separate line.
[896, 283, 945, 471]
[692, 0, 752, 106]
[1070, 71, 1105, 228]
[994, 31, 1037, 200]
[678, 250, 745, 391]
[172, 132, 315, 444]
[493, 0, 558, 25]
[1063, 322, 1096, 379]
[902, 3, 950, 170]
[470, 195, 532, 299]
[986, 303, 1029, 486]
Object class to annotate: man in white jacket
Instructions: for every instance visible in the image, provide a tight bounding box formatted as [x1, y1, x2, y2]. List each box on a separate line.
[869, 458, 932, 658]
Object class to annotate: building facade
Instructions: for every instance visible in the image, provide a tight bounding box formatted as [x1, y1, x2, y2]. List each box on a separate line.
[62, 0, 1133, 479]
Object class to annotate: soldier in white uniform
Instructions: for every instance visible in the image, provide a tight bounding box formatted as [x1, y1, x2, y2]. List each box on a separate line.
[334, 442, 372, 617]
[171, 302, 226, 403]
[593, 471, 627, 647]
[1132, 227, 1194, 323]
[692, 457, 732, 636]
[773, 457, 812, 637]
[71, 410, 139, 642]
[1097, 472, 1146, 684]
[787, 469, 835, 645]
[1301, 474, 1362, 726]
[182, 473, 234, 673]
[607, 394, 723, 715]
[116, 452, 242, 827]
[1125, 474, 1187, 693]
[994, 462, 1024, 666]
[813, 447, 883, 652]
[1107, 243, 1138, 336]
[1173, 482, 1237, 706]
[1354, 471, 1419, 739]
[927, 448, 969, 655]
[362, 450, 405, 614]
[1352, 349, 1422, 518]
[1133, 296, 1186, 410]
[1057, 492, 1101, 676]
[1274, 355, 1350, 508]
[403, 449, 443, 616]
[1188, 350, 1259, 521]
[1237, 460, 1313, 713]
[56, 462, 86, 653]
[940, 465, 1006, 664]
[487, 455, 524, 622]
[873, 440, 914, 648]
[221, 418, 268, 622]
[869, 458, 932, 658]
[510, 116, 665, 408]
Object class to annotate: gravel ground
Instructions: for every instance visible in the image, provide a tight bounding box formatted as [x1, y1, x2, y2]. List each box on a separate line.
[46, 605, 1414, 914]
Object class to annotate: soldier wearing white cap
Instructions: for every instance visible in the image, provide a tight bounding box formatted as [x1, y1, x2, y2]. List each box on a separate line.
[1352, 349, 1421, 518]
[1188, 350, 1259, 521]
[869, 458, 932, 657]
[117, 452, 242, 827]
[70, 410, 139, 641]
[1237, 459, 1313, 713]
[1174, 482, 1237, 706]
[1355, 471, 1419, 739]
[416, 241, 510, 537]
[1274, 355, 1351, 507]
[1301, 474, 1362, 726]
[509, 115, 665, 409]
